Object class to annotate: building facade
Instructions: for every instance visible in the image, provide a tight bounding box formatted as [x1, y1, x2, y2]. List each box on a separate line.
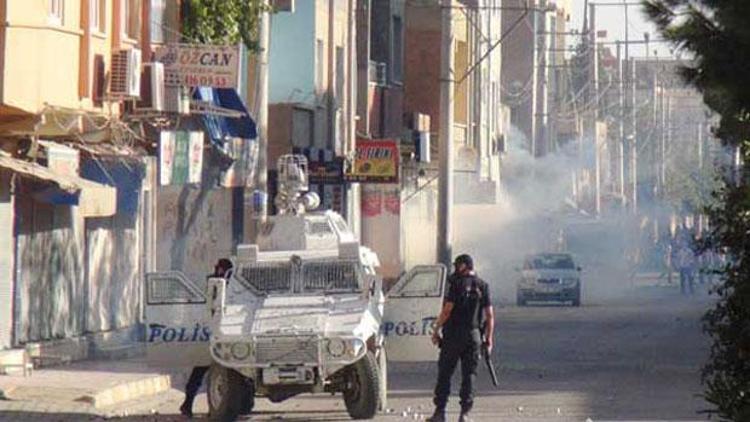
[502, 0, 571, 158]
[405, 0, 505, 206]
[0, 0, 255, 362]
[266, 0, 359, 229]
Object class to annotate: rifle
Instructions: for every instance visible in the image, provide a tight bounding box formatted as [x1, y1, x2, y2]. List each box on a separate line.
[480, 328, 499, 387]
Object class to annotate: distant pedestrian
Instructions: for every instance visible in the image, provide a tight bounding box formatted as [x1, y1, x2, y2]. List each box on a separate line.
[180, 258, 234, 418]
[675, 245, 696, 295]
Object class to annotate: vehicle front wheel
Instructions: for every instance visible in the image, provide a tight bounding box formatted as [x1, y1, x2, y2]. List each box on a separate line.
[343, 351, 381, 420]
[571, 287, 581, 307]
[207, 365, 254, 422]
[516, 292, 527, 307]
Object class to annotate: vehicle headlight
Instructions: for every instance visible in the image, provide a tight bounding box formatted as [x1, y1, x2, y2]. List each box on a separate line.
[562, 278, 579, 285]
[326, 338, 347, 358]
[212, 342, 232, 361]
[346, 339, 365, 358]
[230, 342, 252, 360]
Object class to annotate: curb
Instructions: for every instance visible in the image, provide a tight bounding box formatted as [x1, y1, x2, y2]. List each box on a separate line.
[0, 385, 15, 400]
[75, 374, 172, 408]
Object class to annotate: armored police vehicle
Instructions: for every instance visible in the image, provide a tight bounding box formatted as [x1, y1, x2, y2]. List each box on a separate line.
[144, 155, 446, 420]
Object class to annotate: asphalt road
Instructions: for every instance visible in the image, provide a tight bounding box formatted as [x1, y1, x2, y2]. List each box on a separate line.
[1, 204, 713, 421]
[69, 282, 706, 422]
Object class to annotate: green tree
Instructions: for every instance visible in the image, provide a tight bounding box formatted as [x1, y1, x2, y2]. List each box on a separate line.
[181, 0, 271, 51]
[643, 1, 750, 420]
[663, 141, 721, 214]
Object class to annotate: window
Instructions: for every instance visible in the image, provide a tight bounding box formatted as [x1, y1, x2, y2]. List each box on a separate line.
[529, 254, 576, 270]
[90, 0, 105, 33]
[335, 46, 344, 105]
[122, 0, 142, 40]
[48, 0, 64, 25]
[292, 107, 314, 148]
[150, 0, 167, 43]
[315, 39, 325, 92]
[392, 15, 403, 82]
[393, 267, 444, 298]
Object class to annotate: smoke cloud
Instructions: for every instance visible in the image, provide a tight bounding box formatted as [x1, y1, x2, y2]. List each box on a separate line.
[454, 125, 638, 303]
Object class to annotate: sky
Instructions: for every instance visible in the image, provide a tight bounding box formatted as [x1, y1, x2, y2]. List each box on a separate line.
[567, 0, 676, 59]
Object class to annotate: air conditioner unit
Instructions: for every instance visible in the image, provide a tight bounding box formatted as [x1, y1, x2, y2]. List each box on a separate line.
[110, 48, 141, 98]
[135, 62, 165, 111]
[164, 85, 191, 115]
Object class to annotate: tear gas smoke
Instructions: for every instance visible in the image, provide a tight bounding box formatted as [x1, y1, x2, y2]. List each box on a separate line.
[454, 125, 654, 303]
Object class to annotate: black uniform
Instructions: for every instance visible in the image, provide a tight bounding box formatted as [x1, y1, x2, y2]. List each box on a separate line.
[433, 272, 491, 414]
[180, 263, 234, 417]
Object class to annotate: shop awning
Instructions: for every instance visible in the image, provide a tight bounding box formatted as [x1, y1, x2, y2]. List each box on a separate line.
[194, 88, 258, 146]
[0, 154, 116, 217]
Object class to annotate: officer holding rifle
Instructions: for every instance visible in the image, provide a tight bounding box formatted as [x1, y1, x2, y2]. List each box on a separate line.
[427, 254, 496, 422]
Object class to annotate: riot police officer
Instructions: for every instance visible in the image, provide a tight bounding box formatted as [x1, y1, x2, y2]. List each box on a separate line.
[180, 258, 235, 418]
[427, 254, 494, 422]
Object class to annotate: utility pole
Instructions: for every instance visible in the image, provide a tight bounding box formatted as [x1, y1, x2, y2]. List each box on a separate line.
[698, 122, 704, 170]
[630, 57, 637, 213]
[623, 0, 633, 213]
[652, 53, 659, 198]
[530, 3, 539, 157]
[589, 3, 598, 116]
[589, 2, 601, 215]
[650, 54, 664, 197]
[250, 2, 270, 242]
[438, 0, 455, 266]
[616, 41, 626, 207]
[663, 93, 670, 192]
[536, 0, 550, 157]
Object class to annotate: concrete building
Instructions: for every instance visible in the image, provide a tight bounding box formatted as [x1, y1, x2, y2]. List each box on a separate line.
[0, 0, 154, 355]
[501, 0, 571, 157]
[353, 0, 438, 282]
[404, 0, 505, 205]
[0, 0, 254, 363]
[266, 0, 359, 228]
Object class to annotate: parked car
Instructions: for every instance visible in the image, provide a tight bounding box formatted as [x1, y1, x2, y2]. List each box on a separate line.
[516, 253, 582, 306]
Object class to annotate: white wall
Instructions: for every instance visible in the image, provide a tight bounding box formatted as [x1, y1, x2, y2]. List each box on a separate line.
[361, 184, 402, 280]
[0, 171, 13, 349]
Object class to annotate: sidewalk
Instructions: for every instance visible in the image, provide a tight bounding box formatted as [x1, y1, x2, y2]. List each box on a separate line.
[0, 358, 175, 419]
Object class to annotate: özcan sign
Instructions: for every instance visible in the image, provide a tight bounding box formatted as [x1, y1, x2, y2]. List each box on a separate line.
[155, 43, 240, 88]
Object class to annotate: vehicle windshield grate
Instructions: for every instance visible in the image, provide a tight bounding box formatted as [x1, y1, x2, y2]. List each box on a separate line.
[239, 263, 292, 293]
[302, 261, 360, 292]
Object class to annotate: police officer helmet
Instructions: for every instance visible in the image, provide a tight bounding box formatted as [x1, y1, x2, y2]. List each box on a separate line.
[453, 254, 474, 269]
[214, 258, 233, 277]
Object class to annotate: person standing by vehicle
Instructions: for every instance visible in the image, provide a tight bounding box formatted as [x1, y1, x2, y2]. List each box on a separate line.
[427, 254, 494, 422]
[180, 258, 234, 418]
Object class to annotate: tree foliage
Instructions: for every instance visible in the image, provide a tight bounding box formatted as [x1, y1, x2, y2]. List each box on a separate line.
[181, 0, 271, 51]
[643, 1, 750, 420]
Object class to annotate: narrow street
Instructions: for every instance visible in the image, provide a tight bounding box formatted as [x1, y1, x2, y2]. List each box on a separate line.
[0, 1, 734, 419]
[0, 282, 710, 421]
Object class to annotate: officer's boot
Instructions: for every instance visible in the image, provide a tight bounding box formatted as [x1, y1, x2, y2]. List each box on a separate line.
[179, 395, 195, 418]
[458, 410, 474, 422]
[425, 408, 446, 422]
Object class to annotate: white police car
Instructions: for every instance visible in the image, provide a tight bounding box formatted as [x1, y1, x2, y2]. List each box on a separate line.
[516, 252, 582, 306]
